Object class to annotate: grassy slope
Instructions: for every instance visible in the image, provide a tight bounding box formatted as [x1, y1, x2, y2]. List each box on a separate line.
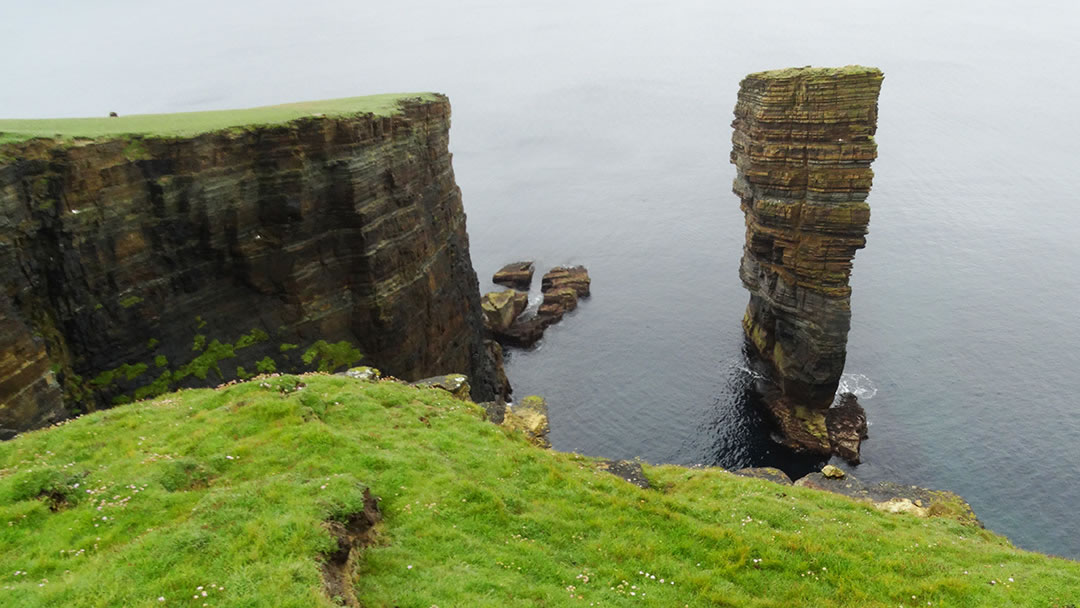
[0, 93, 439, 144]
[1, 375, 1077, 607]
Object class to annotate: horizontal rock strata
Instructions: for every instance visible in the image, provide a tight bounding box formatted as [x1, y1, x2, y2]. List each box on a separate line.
[0, 95, 499, 434]
[732, 66, 883, 460]
[492, 261, 534, 290]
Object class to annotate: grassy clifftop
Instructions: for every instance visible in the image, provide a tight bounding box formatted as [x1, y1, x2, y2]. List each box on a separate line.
[1, 375, 1077, 607]
[0, 93, 441, 144]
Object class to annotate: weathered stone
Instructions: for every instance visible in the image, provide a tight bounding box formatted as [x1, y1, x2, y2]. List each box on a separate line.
[756, 389, 868, 463]
[493, 316, 553, 349]
[502, 395, 550, 448]
[598, 460, 651, 489]
[537, 287, 578, 319]
[794, 471, 980, 525]
[733, 66, 883, 408]
[410, 374, 471, 401]
[541, 266, 590, 297]
[477, 400, 506, 425]
[493, 261, 534, 290]
[341, 366, 381, 381]
[733, 467, 793, 485]
[483, 339, 511, 400]
[874, 498, 928, 517]
[821, 464, 845, 479]
[480, 290, 529, 332]
[0, 95, 501, 434]
[826, 393, 868, 463]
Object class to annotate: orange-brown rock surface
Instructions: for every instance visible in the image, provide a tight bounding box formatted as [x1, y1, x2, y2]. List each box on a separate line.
[732, 66, 883, 461]
[0, 96, 500, 435]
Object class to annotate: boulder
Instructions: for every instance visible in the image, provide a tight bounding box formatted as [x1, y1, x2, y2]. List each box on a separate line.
[481, 290, 529, 332]
[492, 316, 554, 349]
[502, 395, 550, 448]
[821, 464, 846, 479]
[733, 467, 793, 485]
[826, 393, 869, 463]
[537, 287, 578, 319]
[340, 366, 381, 381]
[410, 374, 471, 400]
[598, 460, 651, 489]
[794, 471, 980, 525]
[541, 266, 591, 297]
[493, 261, 535, 290]
[477, 400, 507, 425]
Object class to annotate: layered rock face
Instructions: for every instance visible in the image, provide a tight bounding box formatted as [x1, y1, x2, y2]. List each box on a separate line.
[0, 95, 498, 434]
[732, 66, 883, 460]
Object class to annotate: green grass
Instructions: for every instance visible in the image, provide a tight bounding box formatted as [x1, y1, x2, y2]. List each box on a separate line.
[0, 93, 440, 144]
[1, 375, 1077, 607]
[746, 65, 883, 80]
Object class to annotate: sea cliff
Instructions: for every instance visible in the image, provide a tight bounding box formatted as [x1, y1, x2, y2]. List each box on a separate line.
[0, 94, 499, 435]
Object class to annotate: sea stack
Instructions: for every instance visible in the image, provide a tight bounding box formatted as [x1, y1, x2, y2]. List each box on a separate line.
[732, 66, 883, 461]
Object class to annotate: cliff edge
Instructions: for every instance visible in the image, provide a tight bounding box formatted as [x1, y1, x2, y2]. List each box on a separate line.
[0, 94, 499, 434]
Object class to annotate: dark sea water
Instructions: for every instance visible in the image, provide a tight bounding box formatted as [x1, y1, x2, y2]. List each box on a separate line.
[4, 0, 1079, 559]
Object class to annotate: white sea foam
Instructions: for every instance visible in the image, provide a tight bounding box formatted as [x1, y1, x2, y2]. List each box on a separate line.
[836, 373, 877, 400]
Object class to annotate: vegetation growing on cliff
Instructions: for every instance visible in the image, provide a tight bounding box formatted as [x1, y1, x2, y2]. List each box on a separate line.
[0, 94, 441, 144]
[1, 376, 1077, 607]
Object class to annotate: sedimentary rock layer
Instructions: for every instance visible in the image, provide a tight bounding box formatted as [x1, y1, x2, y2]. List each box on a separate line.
[0, 95, 498, 434]
[733, 66, 883, 407]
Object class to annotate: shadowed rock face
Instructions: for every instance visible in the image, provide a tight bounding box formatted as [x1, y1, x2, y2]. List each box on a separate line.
[0, 96, 498, 434]
[732, 66, 882, 460]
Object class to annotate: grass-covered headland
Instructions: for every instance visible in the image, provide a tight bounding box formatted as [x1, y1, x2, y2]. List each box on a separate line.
[0, 93, 439, 144]
[1, 374, 1077, 607]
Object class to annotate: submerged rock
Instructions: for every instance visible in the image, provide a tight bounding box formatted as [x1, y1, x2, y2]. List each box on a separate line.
[502, 395, 550, 448]
[493, 261, 535, 290]
[481, 290, 529, 332]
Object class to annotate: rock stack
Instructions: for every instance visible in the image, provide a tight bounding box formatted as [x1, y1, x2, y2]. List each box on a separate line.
[731, 66, 883, 462]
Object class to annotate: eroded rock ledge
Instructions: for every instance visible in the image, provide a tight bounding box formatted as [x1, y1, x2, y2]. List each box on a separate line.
[0, 95, 499, 434]
[732, 66, 883, 461]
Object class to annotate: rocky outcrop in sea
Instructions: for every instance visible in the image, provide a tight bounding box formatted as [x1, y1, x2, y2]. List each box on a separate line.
[732, 66, 883, 462]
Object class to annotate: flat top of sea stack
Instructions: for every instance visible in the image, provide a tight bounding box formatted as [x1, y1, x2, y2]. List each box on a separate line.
[745, 65, 882, 81]
[0, 92, 442, 145]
